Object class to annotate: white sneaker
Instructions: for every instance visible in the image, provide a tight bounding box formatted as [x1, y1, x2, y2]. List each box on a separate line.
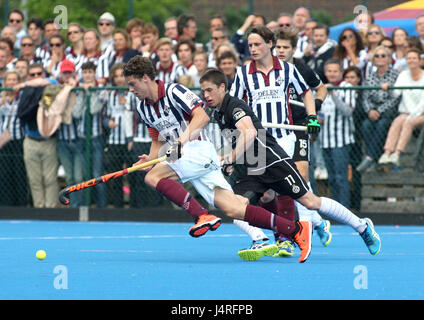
[388, 153, 400, 166]
[319, 167, 328, 180]
[378, 153, 391, 165]
[314, 168, 322, 180]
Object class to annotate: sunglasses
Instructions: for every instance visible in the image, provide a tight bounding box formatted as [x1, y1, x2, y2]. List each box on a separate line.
[50, 42, 63, 47]
[212, 36, 225, 41]
[21, 43, 33, 47]
[67, 30, 80, 36]
[374, 54, 387, 58]
[342, 34, 355, 41]
[279, 23, 291, 27]
[98, 22, 112, 27]
[29, 71, 43, 77]
[9, 19, 22, 23]
[368, 31, 381, 35]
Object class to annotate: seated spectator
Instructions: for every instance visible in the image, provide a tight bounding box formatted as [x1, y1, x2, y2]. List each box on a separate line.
[210, 42, 238, 69]
[333, 28, 367, 73]
[320, 59, 356, 208]
[1, 26, 18, 57]
[0, 70, 27, 206]
[364, 24, 386, 79]
[391, 28, 408, 71]
[97, 12, 115, 52]
[207, 27, 231, 68]
[0, 37, 17, 69]
[164, 17, 178, 43]
[356, 45, 401, 172]
[19, 36, 42, 64]
[7, 9, 27, 51]
[378, 48, 424, 167]
[109, 29, 140, 67]
[155, 37, 186, 83]
[0, 47, 10, 85]
[304, 23, 336, 83]
[73, 29, 103, 78]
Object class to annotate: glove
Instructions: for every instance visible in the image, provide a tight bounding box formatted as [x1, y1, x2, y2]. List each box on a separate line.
[315, 99, 323, 112]
[306, 115, 320, 134]
[221, 164, 234, 176]
[166, 141, 182, 161]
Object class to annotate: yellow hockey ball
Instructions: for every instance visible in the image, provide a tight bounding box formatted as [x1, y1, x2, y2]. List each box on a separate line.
[36, 250, 46, 260]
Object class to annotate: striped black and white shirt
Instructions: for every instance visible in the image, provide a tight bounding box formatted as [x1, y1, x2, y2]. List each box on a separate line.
[104, 90, 137, 145]
[155, 61, 187, 84]
[67, 52, 103, 77]
[136, 80, 207, 143]
[57, 119, 80, 142]
[230, 55, 310, 139]
[0, 97, 25, 140]
[319, 80, 356, 149]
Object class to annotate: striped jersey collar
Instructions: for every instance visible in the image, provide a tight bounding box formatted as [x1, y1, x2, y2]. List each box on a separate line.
[248, 55, 282, 74]
[145, 80, 166, 105]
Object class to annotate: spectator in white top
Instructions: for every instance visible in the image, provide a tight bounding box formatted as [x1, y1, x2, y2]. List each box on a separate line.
[7, 9, 27, 50]
[378, 48, 424, 167]
[392, 28, 409, 71]
[97, 12, 115, 52]
[155, 37, 186, 84]
[333, 28, 367, 72]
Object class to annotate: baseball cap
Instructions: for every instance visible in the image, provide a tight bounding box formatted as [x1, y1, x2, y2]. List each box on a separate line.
[60, 59, 75, 73]
[98, 12, 115, 25]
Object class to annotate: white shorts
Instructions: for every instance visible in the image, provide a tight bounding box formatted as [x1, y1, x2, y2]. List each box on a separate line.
[167, 140, 232, 206]
[275, 132, 296, 159]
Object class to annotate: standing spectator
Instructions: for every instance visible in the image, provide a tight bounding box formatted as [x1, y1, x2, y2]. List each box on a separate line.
[72, 61, 108, 208]
[207, 27, 231, 68]
[378, 48, 424, 167]
[72, 29, 103, 77]
[321, 59, 356, 208]
[294, 18, 317, 59]
[52, 60, 84, 207]
[15, 63, 59, 208]
[140, 23, 160, 63]
[19, 36, 42, 64]
[126, 18, 144, 52]
[176, 39, 196, 74]
[356, 45, 401, 172]
[277, 13, 292, 28]
[65, 23, 85, 59]
[8, 9, 27, 51]
[155, 38, 186, 84]
[33, 19, 59, 66]
[164, 17, 178, 42]
[0, 38, 17, 69]
[190, 51, 208, 87]
[354, 11, 375, 42]
[103, 63, 135, 207]
[1, 26, 18, 57]
[177, 14, 203, 52]
[0, 70, 27, 206]
[205, 14, 226, 53]
[333, 28, 367, 73]
[392, 28, 408, 72]
[14, 58, 29, 81]
[26, 18, 44, 50]
[364, 24, 386, 79]
[343, 66, 364, 211]
[216, 50, 238, 89]
[97, 12, 116, 52]
[304, 23, 336, 83]
[109, 29, 140, 67]
[415, 14, 424, 47]
[43, 34, 67, 80]
[0, 47, 10, 86]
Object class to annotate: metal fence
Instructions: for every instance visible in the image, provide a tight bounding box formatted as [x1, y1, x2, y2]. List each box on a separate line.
[1, 85, 423, 213]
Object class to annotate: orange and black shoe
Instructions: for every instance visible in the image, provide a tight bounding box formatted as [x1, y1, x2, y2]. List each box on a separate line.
[293, 221, 312, 263]
[189, 213, 221, 238]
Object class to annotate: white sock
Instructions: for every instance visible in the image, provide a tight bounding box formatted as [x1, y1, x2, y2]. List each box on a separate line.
[319, 197, 366, 233]
[233, 219, 268, 242]
[296, 182, 324, 228]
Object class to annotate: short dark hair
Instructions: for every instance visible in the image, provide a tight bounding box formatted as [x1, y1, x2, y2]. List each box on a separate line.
[274, 27, 298, 48]
[81, 61, 96, 71]
[27, 17, 43, 30]
[200, 68, 228, 91]
[313, 23, 329, 36]
[9, 9, 25, 20]
[123, 56, 157, 80]
[324, 58, 342, 71]
[343, 66, 362, 83]
[176, 39, 196, 56]
[217, 50, 238, 66]
[248, 26, 275, 49]
[177, 13, 196, 36]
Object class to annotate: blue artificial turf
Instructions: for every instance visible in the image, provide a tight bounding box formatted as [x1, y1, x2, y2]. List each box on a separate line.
[0, 220, 422, 300]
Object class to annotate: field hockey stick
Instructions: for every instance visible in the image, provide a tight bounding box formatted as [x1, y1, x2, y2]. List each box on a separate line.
[58, 155, 168, 205]
[262, 123, 307, 131]
[289, 99, 305, 107]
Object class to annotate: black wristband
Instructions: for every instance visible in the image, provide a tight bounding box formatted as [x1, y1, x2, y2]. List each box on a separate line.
[315, 99, 323, 112]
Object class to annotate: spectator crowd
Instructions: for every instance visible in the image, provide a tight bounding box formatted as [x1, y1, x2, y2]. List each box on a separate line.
[1, 7, 424, 210]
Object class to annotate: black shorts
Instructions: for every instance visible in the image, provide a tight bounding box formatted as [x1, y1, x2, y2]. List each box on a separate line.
[292, 130, 310, 162]
[233, 157, 309, 201]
